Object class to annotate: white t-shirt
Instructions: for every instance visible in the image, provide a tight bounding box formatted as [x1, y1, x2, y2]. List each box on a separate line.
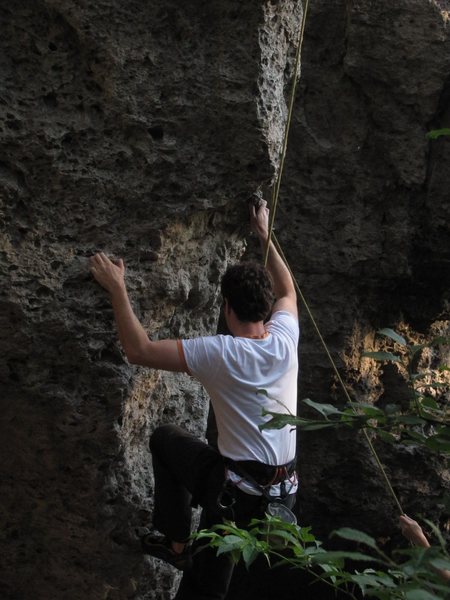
[179, 311, 299, 466]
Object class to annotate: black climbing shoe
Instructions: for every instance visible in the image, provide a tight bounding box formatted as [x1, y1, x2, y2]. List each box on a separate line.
[141, 533, 193, 571]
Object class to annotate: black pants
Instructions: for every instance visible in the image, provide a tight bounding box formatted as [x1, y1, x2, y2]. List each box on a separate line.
[150, 424, 295, 600]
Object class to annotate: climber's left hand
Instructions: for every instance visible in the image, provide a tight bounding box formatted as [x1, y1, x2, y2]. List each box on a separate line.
[90, 252, 126, 294]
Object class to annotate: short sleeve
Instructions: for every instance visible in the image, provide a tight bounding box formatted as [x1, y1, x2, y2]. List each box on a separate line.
[267, 311, 300, 345]
[180, 336, 223, 382]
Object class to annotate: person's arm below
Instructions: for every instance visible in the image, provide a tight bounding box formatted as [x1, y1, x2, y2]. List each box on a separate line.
[250, 200, 298, 319]
[399, 515, 450, 582]
[399, 515, 430, 547]
[90, 253, 185, 372]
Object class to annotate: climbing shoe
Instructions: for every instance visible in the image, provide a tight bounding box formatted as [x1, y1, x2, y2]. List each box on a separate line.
[141, 533, 193, 571]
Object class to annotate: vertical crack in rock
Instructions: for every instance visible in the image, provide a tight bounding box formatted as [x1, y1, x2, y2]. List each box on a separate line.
[257, 1, 303, 170]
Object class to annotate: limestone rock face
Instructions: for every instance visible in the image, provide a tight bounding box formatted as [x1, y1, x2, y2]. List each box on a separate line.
[0, 1, 449, 600]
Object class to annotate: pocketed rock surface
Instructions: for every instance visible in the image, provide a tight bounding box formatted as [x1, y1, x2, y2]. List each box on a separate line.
[0, 1, 449, 599]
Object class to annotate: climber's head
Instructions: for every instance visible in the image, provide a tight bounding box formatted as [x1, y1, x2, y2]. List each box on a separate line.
[221, 262, 273, 323]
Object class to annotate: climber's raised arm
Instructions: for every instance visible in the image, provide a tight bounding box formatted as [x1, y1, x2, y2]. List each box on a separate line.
[90, 253, 185, 372]
[250, 201, 298, 319]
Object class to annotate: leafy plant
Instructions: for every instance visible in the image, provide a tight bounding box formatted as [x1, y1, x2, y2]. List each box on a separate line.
[195, 517, 450, 599]
[426, 129, 450, 140]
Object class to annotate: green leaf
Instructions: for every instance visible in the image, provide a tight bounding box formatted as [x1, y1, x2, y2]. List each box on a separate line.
[256, 388, 269, 397]
[350, 572, 396, 591]
[378, 328, 407, 346]
[349, 402, 385, 418]
[333, 528, 378, 549]
[302, 398, 343, 417]
[421, 397, 439, 410]
[405, 590, 442, 600]
[425, 436, 450, 453]
[242, 544, 259, 567]
[363, 351, 401, 362]
[426, 128, 450, 139]
[394, 415, 426, 425]
[216, 544, 234, 556]
[405, 430, 427, 443]
[259, 410, 298, 430]
[311, 550, 378, 564]
[435, 426, 450, 438]
[429, 557, 450, 570]
[299, 528, 318, 543]
[294, 420, 338, 431]
[376, 430, 398, 444]
[368, 572, 397, 587]
[439, 365, 450, 373]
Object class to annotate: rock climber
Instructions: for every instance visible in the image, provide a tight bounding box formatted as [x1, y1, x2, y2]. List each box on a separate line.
[90, 199, 299, 599]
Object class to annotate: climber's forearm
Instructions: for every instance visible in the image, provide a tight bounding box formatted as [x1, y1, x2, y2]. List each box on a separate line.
[258, 235, 296, 302]
[250, 202, 296, 303]
[109, 286, 184, 371]
[110, 285, 153, 364]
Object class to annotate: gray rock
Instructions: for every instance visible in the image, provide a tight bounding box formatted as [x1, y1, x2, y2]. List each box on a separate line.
[1, 1, 449, 599]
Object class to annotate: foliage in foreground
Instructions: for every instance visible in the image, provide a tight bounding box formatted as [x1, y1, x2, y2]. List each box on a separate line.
[427, 128, 450, 140]
[195, 516, 450, 599]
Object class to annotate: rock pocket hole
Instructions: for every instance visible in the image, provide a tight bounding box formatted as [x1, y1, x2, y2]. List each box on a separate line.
[43, 93, 58, 108]
[148, 125, 164, 140]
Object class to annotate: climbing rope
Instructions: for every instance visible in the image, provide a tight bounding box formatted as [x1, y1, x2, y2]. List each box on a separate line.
[262, 0, 404, 515]
[264, 0, 310, 266]
[272, 235, 404, 515]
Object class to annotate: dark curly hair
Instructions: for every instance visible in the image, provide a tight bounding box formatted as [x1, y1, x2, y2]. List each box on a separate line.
[220, 262, 274, 323]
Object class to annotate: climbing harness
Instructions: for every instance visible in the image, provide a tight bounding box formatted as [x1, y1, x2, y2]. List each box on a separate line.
[261, 0, 404, 515]
[217, 481, 236, 510]
[224, 457, 296, 487]
[221, 458, 298, 526]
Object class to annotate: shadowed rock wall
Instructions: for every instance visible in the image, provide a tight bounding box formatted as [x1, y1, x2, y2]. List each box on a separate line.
[273, 0, 450, 536]
[1, 1, 449, 600]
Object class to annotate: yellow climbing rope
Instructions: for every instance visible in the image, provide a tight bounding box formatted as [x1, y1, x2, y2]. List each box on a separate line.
[262, 0, 404, 515]
[264, 0, 310, 266]
[272, 235, 404, 514]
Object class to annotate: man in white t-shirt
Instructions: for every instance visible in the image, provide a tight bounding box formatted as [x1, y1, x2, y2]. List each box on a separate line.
[90, 200, 299, 599]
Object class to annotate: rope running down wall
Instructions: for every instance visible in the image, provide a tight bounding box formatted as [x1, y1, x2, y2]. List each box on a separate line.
[262, 0, 404, 515]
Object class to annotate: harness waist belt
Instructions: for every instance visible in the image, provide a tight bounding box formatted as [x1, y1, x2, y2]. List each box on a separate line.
[224, 457, 296, 487]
